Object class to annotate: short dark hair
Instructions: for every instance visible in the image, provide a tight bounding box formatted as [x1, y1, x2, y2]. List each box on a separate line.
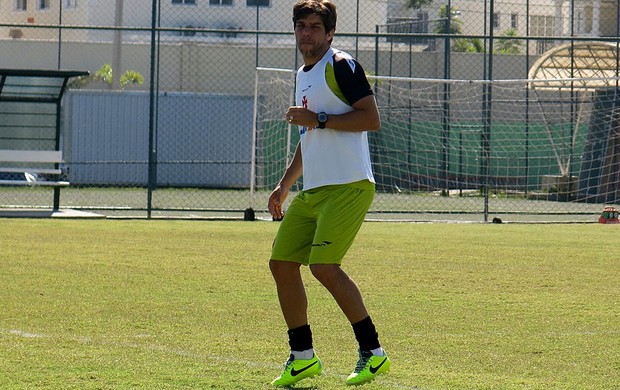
[292, 0, 337, 33]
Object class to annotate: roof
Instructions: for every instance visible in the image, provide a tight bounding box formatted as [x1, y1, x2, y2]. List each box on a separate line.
[528, 41, 620, 91]
[0, 69, 89, 103]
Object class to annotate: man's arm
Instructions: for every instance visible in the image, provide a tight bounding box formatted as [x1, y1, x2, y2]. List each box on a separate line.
[319, 94, 380, 131]
[268, 141, 303, 219]
[285, 95, 380, 132]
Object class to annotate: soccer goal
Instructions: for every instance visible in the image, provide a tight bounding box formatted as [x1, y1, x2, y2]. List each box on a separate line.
[251, 67, 619, 222]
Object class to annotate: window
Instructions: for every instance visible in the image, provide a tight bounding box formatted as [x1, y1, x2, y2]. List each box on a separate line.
[246, 0, 269, 7]
[530, 15, 554, 37]
[578, 6, 593, 34]
[210, 0, 232, 4]
[38, 0, 50, 9]
[530, 15, 555, 54]
[15, 0, 27, 11]
[64, 0, 77, 8]
[172, 0, 196, 4]
[511, 13, 518, 30]
[493, 12, 500, 29]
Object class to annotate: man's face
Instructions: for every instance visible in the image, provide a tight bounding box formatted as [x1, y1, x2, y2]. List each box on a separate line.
[294, 13, 334, 63]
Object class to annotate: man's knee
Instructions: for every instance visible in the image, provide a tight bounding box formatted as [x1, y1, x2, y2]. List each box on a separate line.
[309, 263, 342, 284]
[270, 259, 301, 278]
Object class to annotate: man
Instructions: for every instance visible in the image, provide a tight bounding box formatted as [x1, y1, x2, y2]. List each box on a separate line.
[268, 0, 391, 386]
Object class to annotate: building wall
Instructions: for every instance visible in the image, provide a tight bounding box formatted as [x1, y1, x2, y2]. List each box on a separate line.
[0, 0, 88, 40]
[449, 0, 617, 37]
[2, 1, 616, 42]
[0, 38, 540, 95]
[1, 0, 388, 41]
[600, 1, 618, 36]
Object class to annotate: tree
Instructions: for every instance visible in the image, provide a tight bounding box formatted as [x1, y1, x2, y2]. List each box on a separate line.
[119, 70, 144, 89]
[68, 64, 144, 90]
[406, 0, 433, 9]
[494, 28, 523, 55]
[433, 5, 462, 34]
[95, 64, 113, 85]
[453, 38, 484, 53]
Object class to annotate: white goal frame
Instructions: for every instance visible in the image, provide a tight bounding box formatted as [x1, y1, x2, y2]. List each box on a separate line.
[252, 67, 620, 222]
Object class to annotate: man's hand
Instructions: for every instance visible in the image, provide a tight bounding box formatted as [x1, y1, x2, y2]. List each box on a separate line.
[286, 106, 318, 129]
[268, 184, 289, 220]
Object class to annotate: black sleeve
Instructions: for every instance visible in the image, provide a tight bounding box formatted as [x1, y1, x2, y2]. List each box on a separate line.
[332, 53, 373, 106]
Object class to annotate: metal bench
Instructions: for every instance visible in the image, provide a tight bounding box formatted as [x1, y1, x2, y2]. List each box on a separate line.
[0, 149, 69, 186]
[0, 149, 70, 211]
[0, 68, 88, 212]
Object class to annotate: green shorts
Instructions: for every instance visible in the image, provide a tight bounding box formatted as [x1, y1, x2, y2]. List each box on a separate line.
[271, 179, 375, 265]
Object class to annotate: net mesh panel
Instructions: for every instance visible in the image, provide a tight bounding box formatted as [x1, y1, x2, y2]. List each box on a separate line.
[253, 68, 620, 221]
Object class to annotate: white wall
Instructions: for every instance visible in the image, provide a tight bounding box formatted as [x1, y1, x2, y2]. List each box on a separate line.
[0, 37, 542, 96]
[1, 0, 389, 41]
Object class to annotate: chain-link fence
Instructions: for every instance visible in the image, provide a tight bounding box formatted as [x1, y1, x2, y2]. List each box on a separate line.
[0, 0, 619, 222]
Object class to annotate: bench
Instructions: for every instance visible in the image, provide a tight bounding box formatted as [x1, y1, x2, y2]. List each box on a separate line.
[0, 69, 88, 213]
[0, 149, 69, 210]
[0, 149, 69, 185]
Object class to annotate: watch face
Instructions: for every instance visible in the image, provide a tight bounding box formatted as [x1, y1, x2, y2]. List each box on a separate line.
[318, 112, 328, 122]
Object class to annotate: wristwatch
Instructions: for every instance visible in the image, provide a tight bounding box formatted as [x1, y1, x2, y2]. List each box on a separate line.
[317, 112, 328, 129]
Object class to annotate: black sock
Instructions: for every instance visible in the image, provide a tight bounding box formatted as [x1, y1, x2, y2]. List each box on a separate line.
[287, 324, 313, 351]
[352, 316, 380, 351]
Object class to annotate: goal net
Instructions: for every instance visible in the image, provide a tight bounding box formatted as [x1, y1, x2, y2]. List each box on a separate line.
[251, 67, 620, 221]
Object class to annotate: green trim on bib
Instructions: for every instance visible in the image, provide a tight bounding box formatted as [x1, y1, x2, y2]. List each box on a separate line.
[325, 62, 350, 105]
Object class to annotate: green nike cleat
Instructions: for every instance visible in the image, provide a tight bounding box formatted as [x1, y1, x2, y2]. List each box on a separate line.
[271, 354, 322, 387]
[345, 349, 391, 386]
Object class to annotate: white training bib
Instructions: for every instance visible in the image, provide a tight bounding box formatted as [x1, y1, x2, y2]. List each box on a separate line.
[295, 47, 375, 190]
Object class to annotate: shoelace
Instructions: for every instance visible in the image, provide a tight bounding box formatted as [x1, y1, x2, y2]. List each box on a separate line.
[283, 354, 295, 369]
[354, 350, 373, 373]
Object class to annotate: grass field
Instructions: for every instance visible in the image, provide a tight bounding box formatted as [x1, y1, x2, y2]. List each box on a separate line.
[1, 219, 619, 389]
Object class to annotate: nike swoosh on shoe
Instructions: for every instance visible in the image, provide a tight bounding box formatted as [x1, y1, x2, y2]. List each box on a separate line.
[290, 361, 319, 376]
[369, 358, 388, 374]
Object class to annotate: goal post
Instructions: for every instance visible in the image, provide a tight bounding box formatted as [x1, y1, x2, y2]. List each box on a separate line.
[249, 67, 297, 215]
[251, 67, 620, 221]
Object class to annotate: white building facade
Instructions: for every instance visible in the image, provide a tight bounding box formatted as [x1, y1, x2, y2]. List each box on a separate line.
[0, 0, 388, 41]
[1, 0, 617, 41]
